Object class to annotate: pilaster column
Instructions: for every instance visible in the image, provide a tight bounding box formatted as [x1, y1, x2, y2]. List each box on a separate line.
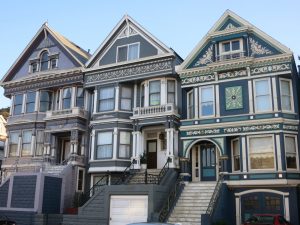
[114, 86, 119, 111]
[272, 77, 278, 111]
[166, 128, 176, 168]
[194, 87, 199, 119]
[31, 134, 36, 156]
[161, 79, 167, 105]
[4, 138, 9, 157]
[241, 136, 247, 172]
[90, 130, 95, 160]
[71, 86, 76, 108]
[34, 91, 39, 112]
[17, 135, 22, 156]
[71, 130, 79, 155]
[84, 91, 89, 111]
[10, 96, 14, 116]
[21, 94, 26, 114]
[144, 82, 149, 107]
[113, 128, 118, 159]
[133, 84, 137, 108]
[59, 89, 63, 110]
[247, 67, 254, 114]
[93, 89, 97, 114]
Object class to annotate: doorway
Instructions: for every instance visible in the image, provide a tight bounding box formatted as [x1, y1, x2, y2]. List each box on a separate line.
[147, 140, 157, 169]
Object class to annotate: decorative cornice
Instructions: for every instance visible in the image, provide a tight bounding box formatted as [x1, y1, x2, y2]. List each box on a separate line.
[85, 58, 173, 84]
[218, 69, 247, 80]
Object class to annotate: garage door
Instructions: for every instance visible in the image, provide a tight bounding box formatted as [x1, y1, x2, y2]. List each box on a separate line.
[110, 195, 148, 225]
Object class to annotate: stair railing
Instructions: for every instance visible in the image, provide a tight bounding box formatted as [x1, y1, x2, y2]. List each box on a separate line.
[158, 176, 185, 222]
[113, 159, 136, 185]
[79, 173, 109, 206]
[205, 173, 224, 217]
[157, 157, 170, 184]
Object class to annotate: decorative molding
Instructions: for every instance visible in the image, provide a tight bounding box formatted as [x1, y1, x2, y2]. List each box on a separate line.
[118, 26, 138, 38]
[251, 63, 290, 75]
[225, 86, 243, 110]
[223, 23, 236, 30]
[86, 59, 173, 84]
[249, 37, 273, 57]
[218, 69, 247, 80]
[194, 45, 214, 66]
[182, 74, 215, 85]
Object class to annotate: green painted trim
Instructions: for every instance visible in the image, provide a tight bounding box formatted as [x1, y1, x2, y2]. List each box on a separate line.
[249, 174, 277, 179]
[255, 114, 274, 119]
[229, 175, 240, 180]
[282, 113, 297, 119]
[286, 173, 300, 179]
[221, 116, 249, 122]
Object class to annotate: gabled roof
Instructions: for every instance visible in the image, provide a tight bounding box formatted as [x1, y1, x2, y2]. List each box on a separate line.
[86, 14, 175, 67]
[1, 23, 91, 83]
[179, 9, 292, 70]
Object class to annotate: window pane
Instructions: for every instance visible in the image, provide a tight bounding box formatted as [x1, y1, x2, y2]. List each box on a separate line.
[26, 92, 36, 113]
[15, 94, 23, 104]
[22, 130, 32, 156]
[282, 96, 291, 111]
[256, 96, 271, 111]
[128, 44, 139, 61]
[10, 132, 19, 144]
[232, 139, 240, 171]
[121, 87, 132, 98]
[63, 88, 72, 109]
[281, 80, 290, 96]
[167, 93, 175, 104]
[76, 87, 84, 108]
[14, 94, 23, 115]
[121, 99, 132, 110]
[32, 63, 38, 73]
[167, 80, 176, 104]
[232, 40, 240, 51]
[223, 42, 230, 52]
[63, 88, 72, 98]
[150, 81, 161, 93]
[286, 136, 297, 169]
[201, 102, 213, 116]
[117, 46, 127, 62]
[40, 91, 50, 101]
[119, 145, 130, 158]
[97, 145, 112, 158]
[100, 99, 114, 111]
[281, 80, 292, 111]
[40, 51, 49, 71]
[120, 131, 131, 145]
[51, 59, 57, 69]
[167, 80, 175, 92]
[249, 136, 274, 169]
[201, 87, 214, 102]
[188, 91, 194, 119]
[98, 132, 112, 145]
[255, 80, 269, 95]
[150, 93, 160, 106]
[99, 87, 114, 99]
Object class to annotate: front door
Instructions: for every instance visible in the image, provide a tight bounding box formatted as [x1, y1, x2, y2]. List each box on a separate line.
[200, 144, 216, 181]
[147, 140, 157, 169]
[61, 140, 70, 162]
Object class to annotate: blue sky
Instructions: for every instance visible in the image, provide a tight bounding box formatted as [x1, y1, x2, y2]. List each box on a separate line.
[1, 0, 299, 108]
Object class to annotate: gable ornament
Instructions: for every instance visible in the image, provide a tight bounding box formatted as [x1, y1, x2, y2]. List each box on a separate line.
[194, 45, 214, 66]
[249, 37, 273, 56]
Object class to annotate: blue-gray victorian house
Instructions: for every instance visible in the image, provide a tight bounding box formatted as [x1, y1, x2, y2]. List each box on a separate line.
[178, 10, 300, 225]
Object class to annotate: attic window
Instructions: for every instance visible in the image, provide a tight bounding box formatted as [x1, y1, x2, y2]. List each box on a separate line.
[117, 43, 139, 62]
[218, 39, 244, 61]
[29, 50, 58, 73]
[31, 63, 38, 73]
[40, 51, 49, 71]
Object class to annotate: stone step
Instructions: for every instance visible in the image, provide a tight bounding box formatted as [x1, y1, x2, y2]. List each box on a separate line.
[168, 217, 201, 223]
[171, 209, 207, 215]
[186, 182, 216, 187]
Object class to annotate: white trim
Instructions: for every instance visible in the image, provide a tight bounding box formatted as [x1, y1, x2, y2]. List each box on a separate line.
[88, 166, 127, 173]
[248, 80, 254, 114]
[231, 138, 240, 172]
[247, 134, 276, 172]
[284, 134, 299, 171]
[275, 134, 282, 171]
[235, 188, 289, 197]
[187, 89, 194, 119]
[253, 77, 273, 113]
[116, 42, 140, 63]
[279, 78, 294, 113]
[199, 85, 215, 118]
[272, 77, 278, 111]
[218, 38, 244, 59]
[241, 137, 247, 172]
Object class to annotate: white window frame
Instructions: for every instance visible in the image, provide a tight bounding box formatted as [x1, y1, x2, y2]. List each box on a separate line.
[231, 138, 240, 172]
[279, 78, 294, 113]
[284, 134, 299, 171]
[13, 93, 24, 115]
[219, 38, 244, 59]
[98, 86, 115, 112]
[25, 91, 36, 113]
[96, 131, 113, 159]
[253, 78, 273, 113]
[187, 90, 194, 119]
[247, 134, 276, 172]
[116, 42, 140, 63]
[76, 167, 85, 192]
[118, 130, 131, 159]
[199, 85, 215, 118]
[166, 79, 177, 105]
[35, 130, 44, 157]
[21, 129, 32, 157]
[149, 79, 162, 106]
[9, 131, 20, 157]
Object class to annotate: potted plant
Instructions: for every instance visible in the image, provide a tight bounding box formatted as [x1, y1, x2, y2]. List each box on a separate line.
[140, 152, 147, 169]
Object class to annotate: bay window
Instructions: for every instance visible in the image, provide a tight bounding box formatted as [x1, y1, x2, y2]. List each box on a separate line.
[26, 92, 36, 113]
[149, 80, 161, 106]
[76, 87, 84, 108]
[120, 87, 132, 111]
[96, 132, 113, 159]
[167, 80, 176, 104]
[285, 135, 298, 169]
[39, 91, 52, 112]
[63, 88, 72, 109]
[119, 131, 131, 158]
[200, 86, 214, 116]
[187, 90, 194, 119]
[280, 79, 293, 112]
[9, 132, 19, 157]
[249, 136, 274, 170]
[13, 94, 23, 115]
[232, 139, 240, 171]
[22, 130, 32, 156]
[99, 87, 115, 111]
[254, 79, 272, 112]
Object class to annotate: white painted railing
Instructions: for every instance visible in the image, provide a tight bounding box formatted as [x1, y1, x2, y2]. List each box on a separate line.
[216, 51, 246, 61]
[132, 103, 177, 118]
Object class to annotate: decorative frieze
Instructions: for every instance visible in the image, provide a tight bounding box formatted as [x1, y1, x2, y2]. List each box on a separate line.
[249, 37, 273, 57]
[251, 63, 290, 75]
[182, 74, 215, 85]
[86, 59, 173, 84]
[182, 123, 296, 137]
[194, 45, 214, 66]
[218, 69, 247, 80]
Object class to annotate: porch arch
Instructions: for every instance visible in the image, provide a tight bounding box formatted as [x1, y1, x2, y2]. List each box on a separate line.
[185, 138, 223, 158]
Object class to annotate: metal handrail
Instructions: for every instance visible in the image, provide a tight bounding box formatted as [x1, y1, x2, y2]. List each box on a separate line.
[158, 157, 170, 184]
[158, 176, 184, 222]
[205, 174, 224, 216]
[113, 159, 136, 185]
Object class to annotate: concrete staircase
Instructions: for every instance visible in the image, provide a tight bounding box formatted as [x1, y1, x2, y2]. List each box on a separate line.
[127, 169, 161, 184]
[168, 182, 216, 225]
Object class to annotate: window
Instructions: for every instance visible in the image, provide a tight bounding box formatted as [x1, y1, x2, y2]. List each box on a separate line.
[219, 39, 243, 60]
[96, 132, 113, 159]
[9, 132, 20, 157]
[200, 86, 214, 116]
[40, 51, 49, 71]
[120, 87, 132, 111]
[39, 91, 52, 112]
[13, 94, 23, 115]
[63, 88, 72, 109]
[99, 87, 115, 111]
[76, 87, 84, 108]
[141, 84, 145, 107]
[285, 136, 297, 169]
[254, 79, 272, 112]
[249, 136, 274, 170]
[149, 80, 161, 106]
[187, 90, 194, 119]
[50, 58, 58, 69]
[280, 79, 293, 111]
[117, 43, 139, 62]
[31, 62, 38, 73]
[22, 130, 32, 156]
[36, 130, 44, 156]
[77, 169, 84, 192]
[26, 92, 36, 113]
[167, 80, 176, 104]
[119, 131, 131, 158]
[265, 196, 281, 211]
[232, 139, 240, 171]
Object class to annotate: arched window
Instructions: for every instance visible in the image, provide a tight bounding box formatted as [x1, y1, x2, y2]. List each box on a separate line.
[40, 51, 49, 71]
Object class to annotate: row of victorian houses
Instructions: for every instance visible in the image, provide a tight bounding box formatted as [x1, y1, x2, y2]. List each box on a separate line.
[0, 10, 299, 225]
